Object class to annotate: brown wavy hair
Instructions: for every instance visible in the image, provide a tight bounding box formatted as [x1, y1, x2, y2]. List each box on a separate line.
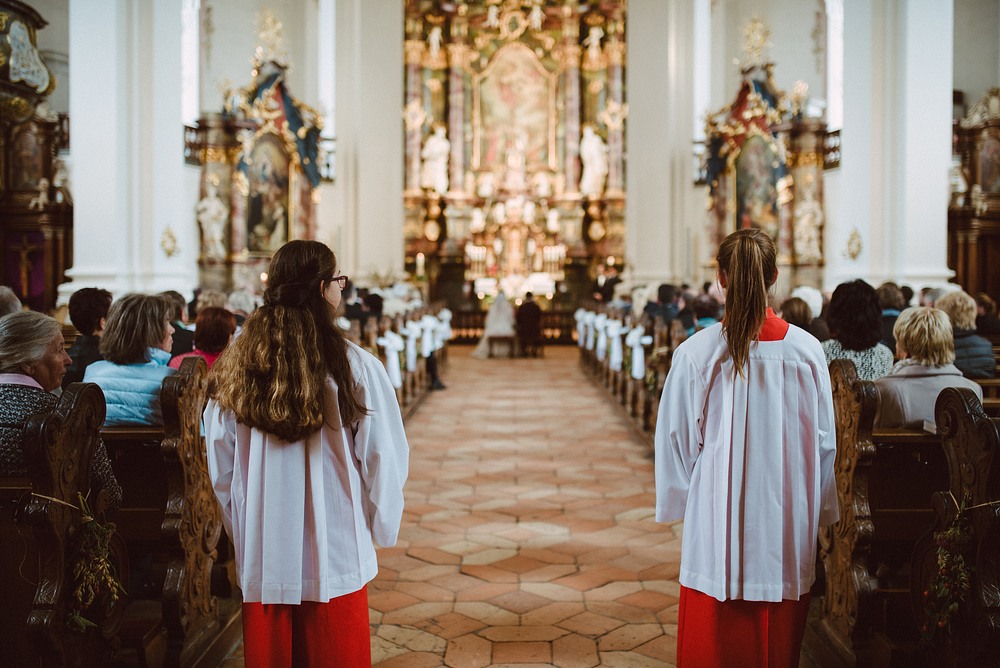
[209, 240, 367, 441]
[99, 293, 173, 365]
[717, 228, 777, 377]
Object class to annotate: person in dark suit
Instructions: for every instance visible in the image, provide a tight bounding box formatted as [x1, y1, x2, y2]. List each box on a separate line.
[63, 287, 113, 387]
[160, 290, 195, 358]
[516, 292, 543, 357]
[342, 281, 370, 330]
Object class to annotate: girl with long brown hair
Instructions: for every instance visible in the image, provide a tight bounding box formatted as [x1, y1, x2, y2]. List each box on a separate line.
[654, 229, 837, 667]
[204, 240, 409, 666]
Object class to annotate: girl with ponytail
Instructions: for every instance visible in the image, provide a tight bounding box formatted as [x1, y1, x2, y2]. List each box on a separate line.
[654, 229, 837, 666]
[204, 240, 409, 666]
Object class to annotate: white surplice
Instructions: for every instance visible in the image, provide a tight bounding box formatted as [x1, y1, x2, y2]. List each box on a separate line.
[654, 319, 838, 603]
[204, 343, 409, 604]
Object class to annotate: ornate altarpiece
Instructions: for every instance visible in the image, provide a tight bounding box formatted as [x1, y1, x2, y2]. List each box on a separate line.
[190, 14, 322, 294]
[949, 88, 1000, 301]
[705, 51, 828, 294]
[0, 2, 69, 313]
[404, 0, 627, 310]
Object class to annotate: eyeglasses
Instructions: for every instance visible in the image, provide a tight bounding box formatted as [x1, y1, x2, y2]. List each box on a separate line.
[330, 275, 349, 289]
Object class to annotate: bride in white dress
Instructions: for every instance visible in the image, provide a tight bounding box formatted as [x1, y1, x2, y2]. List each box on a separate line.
[472, 292, 516, 358]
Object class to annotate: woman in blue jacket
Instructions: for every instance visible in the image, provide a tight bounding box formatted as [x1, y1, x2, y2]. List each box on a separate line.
[84, 293, 176, 425]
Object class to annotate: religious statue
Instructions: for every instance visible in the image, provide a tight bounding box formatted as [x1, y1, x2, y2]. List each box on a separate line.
[579, 126, 608, 197]
[584, 26, 604, 64]
[532, 171, 552, 198]
[485, 5, 500, 28]
[427, 26, 443, 61]
[52, 158, 72, 204]
[503, 134, 527, 192]
[28, 177, 49, 210]
[420, 126, 450, 194]
[529, 5, 544, 31]
[196, 182, 230, 259]
[477, 172, 495, 198]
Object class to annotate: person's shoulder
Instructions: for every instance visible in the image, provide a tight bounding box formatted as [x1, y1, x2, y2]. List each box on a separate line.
[784, 325, 829, 361]
[346, 341, 381, 373]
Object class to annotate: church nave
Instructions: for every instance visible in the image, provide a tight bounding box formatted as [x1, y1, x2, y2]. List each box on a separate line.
[367, 347, 678, 666]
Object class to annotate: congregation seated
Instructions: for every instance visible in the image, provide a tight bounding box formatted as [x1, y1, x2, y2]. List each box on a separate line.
[936, 289, 996, 379]
[874, 306, 982, 428]
[779, 296, 812, 332]
[0, 310, 122, 508]
[690, 293, 720, 332]
[822, 279, 893, 380]
[160, 289, 195, 357]
[169, 306, 236, 370]
[63, 287, 112, 387]
[84, 293, 176, 426]
[876, 281, 907, 352]
[790, 285, 831, 341]
[975, 292, 1000, 335]
[643, 283, 680, 326]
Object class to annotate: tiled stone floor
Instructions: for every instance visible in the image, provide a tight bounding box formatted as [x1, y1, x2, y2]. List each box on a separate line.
[367, 346, 680, 667]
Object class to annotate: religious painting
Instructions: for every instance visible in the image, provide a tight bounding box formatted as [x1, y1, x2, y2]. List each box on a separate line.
[734, 135, 782, 242]
[245, 133, 290, 254]
[978, 135, 1000, 194]
[12, 127, 42, 190]
[473, 43, 557, 172]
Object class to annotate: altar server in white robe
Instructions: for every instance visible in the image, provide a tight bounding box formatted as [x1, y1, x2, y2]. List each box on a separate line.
[655, 228, 837, 668]
[204, 240, 408, 667]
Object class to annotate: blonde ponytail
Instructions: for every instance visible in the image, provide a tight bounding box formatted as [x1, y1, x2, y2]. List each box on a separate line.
[717, 229, 777, 377]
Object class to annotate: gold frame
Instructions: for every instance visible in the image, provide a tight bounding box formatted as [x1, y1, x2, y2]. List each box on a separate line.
[241, 90, 302, 258]
[471, 42, 558, 172]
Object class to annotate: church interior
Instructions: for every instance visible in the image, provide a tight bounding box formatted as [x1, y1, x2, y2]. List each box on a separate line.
[2, 0, 1000, 666]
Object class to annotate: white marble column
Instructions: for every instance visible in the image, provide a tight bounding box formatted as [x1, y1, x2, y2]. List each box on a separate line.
[625, 0, 699, 285]
[824, 0, 953, 290]
[61, 0, 198, 302]
[333, 0, 404, 280]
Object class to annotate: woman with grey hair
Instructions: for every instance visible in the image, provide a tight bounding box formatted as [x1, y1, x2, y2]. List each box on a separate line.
[874, 306, 983, 429]
[0, 311, 121, 508]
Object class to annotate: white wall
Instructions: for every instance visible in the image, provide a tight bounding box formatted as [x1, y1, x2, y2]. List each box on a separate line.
[199, 0, 309, 115]
[715, 0, 826, 109]
[953, 0, 1000, 110]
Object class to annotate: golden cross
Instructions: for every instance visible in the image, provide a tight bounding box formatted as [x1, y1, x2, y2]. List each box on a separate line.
[11, 234, 43, 299]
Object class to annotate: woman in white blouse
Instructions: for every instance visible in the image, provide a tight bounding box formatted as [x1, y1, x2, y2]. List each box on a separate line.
[655, 229, 838, 667]
[205, 240, 409, 667]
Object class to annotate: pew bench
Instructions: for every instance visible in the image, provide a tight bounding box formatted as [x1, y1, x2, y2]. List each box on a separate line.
[818, 360, 948, 667]
[101, 357, 240, 668]
[0, 382, 128, 666]
[909, 387, 1000, 666]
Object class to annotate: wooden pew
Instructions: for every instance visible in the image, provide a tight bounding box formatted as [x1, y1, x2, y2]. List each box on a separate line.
[909, 387, 1000, 666]
[0, 382, 127, 666]
[818, 359, 948, 667]
[101, 357, 239, 668]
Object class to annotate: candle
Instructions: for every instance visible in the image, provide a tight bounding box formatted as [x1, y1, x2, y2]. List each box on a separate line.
[416, 252, 426, 277]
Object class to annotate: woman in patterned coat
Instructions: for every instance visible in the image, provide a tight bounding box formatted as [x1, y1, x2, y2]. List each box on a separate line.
[0, 310, 121, 508]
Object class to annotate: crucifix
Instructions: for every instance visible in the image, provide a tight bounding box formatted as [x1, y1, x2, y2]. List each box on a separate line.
[12, 234, 44, 299]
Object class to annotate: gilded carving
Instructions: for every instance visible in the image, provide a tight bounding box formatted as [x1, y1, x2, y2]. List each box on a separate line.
[201, 146, 229, 164]
[404, 39, 426, 65]
[605, 39, 626, 67]
[0, 12, 8, 32]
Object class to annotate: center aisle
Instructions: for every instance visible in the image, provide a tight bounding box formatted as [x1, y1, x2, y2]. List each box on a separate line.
[371, 346, 682, 667]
